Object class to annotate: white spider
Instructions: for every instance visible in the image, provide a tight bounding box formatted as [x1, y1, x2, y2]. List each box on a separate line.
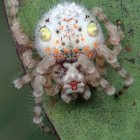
[5, 0, 133, 134]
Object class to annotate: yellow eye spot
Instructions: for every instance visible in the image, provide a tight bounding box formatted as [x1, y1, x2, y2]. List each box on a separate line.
[87, 23, 99, 37]
[40, 27, 51, 41]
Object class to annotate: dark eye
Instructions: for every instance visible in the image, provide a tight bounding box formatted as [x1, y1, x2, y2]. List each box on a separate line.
[76, 40, 79, 44]
[62, 42, 65, 46]
[56, 30, 60, 34]
[78, 27, 82, 32]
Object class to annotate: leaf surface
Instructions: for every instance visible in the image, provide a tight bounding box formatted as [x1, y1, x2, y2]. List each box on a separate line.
[5, 0, 140, 139]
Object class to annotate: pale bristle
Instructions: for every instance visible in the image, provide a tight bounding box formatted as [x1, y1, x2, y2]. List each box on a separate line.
[105, 86, 116, 95]
[13, 79, 23, 89]
[124, 77, 134, 87]
[33, 116, 43, 124]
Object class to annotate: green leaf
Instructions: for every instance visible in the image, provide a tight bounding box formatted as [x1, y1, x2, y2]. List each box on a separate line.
[5, 0, 140, 139]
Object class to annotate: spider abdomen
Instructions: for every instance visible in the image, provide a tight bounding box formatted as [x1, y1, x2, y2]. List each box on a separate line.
[35, 3, 104, 62]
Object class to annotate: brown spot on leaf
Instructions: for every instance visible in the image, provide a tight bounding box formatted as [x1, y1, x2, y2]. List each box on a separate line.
[49, 99, 57, 108]
[125, 46, 132, 52]
[132, 100, 136, 106]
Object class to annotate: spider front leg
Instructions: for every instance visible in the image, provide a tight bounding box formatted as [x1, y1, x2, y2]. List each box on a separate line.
[61, 90, 73, 104]
[14, 55, 57, 134]
[44, 72, 60, 96]
[83, 85, 91, 100]
[14, 72, 36, 89]
[22, 49, 37, 69]
[96, 44, 133, 89]
[33, 75, 55, 134]
[78, 54, 116, 95]
[14, 55, 56, 89]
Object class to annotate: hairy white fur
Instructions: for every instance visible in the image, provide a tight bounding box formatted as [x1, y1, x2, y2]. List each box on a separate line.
[35, 2, 104, 58]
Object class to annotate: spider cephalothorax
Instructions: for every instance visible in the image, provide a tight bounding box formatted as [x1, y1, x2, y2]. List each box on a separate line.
[6, 0, 133, 134]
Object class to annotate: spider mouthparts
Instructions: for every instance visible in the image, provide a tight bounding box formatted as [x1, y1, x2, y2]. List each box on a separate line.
[69, 81, 79, 90]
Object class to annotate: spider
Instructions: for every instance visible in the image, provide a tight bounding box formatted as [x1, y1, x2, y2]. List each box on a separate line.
[6, 0, 133, 134]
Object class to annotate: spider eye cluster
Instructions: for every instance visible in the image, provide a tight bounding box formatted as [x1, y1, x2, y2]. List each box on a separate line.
[40, 27, 51, 41]
[87, 22, 99, 37]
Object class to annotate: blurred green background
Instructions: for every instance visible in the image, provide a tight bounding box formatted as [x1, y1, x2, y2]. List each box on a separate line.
[0, 1, 57, 140]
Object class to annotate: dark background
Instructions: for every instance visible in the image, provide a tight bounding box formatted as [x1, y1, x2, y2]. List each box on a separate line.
[0, 1, 56, 140]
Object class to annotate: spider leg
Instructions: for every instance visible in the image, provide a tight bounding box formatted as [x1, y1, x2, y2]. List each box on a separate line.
[33, 75, 55, 134]
[7, 0, 32, 47]
[43, 65, 63, 96]
[83, 85, 91, 100]
[92, 7, 124, 75]
[14, 55, 56, 88]
[44, 73, 60, 96]
[95, 54, 106, 76]
[14, 72, 35, 89]
[22, 49, 37, 69]
[85, 73, 100, 87]
[93, 7, 123, 46]
[78, 54, 116, 95]
[61, 89, 73, 103]
[37, 59, 60, 96]
[8, 0, 57, 134]
[96, 44, 133, 88]
[32, 56, 56, 134]
[14, 55, 56, 133]
[36, 56, 56, 74]
[9, 0, 40, 87]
